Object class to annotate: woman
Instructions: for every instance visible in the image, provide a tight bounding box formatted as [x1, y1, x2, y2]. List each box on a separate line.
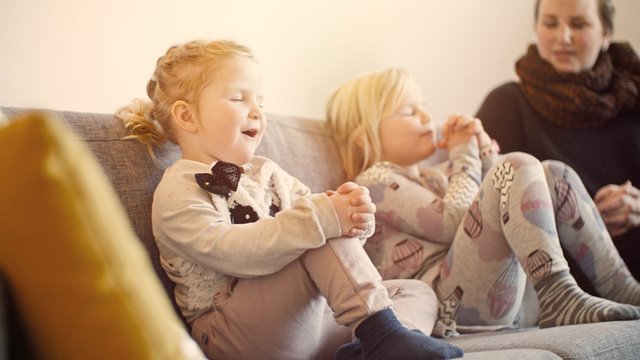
[476, 0, 640, 285]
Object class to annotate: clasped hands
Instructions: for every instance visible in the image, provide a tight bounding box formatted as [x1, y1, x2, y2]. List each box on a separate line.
[436, 114, 492, 151]
[327, 182, 376, 238]
[595, 181, 640, 238]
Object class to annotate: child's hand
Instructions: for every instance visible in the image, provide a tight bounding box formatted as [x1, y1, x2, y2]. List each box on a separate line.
[476, 128, 493, 150]
[328, 182, 376, 238]
[437, 114, 482, 150]
[469, 117, 493, 151]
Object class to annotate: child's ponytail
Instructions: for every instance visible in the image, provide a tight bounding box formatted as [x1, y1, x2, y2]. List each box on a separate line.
[116, 79, 166, 161]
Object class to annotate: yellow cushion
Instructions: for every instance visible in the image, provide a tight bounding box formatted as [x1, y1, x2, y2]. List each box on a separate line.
[0, 113, 204, 360]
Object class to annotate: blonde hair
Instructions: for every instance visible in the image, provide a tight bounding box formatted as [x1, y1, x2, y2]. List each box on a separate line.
[326, 68, 410, 180]
[116, 40, 256, 159]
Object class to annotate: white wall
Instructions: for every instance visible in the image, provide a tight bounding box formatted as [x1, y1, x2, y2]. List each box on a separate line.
[1, 0, 638, 125]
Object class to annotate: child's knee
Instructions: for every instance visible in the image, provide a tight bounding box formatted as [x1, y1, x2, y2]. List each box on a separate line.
[541, 159, 564, 172]
[501, 151, 540, 167]
[487, 152, 542, 185]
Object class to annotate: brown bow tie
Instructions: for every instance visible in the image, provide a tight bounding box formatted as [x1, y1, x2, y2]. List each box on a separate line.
[195, 161, 243, 199]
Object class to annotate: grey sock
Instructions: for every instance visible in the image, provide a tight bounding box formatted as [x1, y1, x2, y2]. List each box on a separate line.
[535, 271, 640, 328]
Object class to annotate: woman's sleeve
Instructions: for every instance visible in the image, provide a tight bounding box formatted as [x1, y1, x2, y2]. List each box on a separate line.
[476, 82, 526, 154]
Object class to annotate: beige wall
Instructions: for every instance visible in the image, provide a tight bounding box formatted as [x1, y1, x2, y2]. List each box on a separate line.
[1, 0, 638, 124]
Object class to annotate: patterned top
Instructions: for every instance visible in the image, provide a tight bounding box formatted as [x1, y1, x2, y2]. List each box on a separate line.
[152, 156, 342, 322]
[355, 141, 498, 287]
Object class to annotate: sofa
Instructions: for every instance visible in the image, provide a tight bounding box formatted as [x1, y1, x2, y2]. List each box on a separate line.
[1, 106, 639, 360]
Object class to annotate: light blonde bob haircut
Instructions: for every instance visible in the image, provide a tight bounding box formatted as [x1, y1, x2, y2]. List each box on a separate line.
[326, 68, 411, 180]
[116, 40, 255, 159]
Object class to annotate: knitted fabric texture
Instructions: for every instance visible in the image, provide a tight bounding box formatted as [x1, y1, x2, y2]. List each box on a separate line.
[515, 42, 640, 129]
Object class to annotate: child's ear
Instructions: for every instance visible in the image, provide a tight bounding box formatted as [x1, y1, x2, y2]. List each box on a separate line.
[171, 100, 198, 133]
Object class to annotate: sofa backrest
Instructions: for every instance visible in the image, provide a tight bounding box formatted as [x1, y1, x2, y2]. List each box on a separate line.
[1, 107, 347, 318]
[257, 113, 347, 192]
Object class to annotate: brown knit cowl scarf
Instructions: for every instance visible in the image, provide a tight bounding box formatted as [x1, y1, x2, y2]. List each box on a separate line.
[516, 42, 640, 129]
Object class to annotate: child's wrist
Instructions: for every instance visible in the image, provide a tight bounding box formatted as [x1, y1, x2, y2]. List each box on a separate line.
[480, 139, 500, 158]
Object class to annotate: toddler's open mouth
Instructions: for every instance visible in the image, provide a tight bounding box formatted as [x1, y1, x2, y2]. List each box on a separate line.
[242, 129, 259, 138]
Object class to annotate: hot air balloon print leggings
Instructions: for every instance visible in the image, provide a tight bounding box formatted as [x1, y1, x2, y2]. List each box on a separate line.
[434, 152, 626, 328]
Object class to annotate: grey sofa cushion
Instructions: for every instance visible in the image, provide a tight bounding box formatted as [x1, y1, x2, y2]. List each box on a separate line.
[446, 320, 640, 360]
[256, 113, 346, 193]
[463, 349, 561, 359]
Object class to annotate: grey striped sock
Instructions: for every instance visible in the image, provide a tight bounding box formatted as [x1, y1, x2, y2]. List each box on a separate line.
[535, 271, 640, 328]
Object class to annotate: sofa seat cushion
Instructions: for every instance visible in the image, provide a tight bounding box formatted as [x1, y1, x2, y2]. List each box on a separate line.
[464, 348, 561, 359]
[445, 320, 640, 360]
[0, 112, 204, 359]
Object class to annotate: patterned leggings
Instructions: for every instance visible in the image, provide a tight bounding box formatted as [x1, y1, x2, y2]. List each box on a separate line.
[434, 152, 623, 327]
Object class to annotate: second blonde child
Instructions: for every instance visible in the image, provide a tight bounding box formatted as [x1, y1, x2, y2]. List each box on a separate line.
[327, 68, 640, 333]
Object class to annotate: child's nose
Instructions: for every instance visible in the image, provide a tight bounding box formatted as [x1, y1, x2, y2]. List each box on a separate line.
[419, 110, 431, 124]
[249, 110, 262, 120]
[249, 105, 264, 120]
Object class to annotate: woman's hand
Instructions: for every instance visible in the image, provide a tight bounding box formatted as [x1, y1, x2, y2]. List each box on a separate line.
[594, 181, 640, 238]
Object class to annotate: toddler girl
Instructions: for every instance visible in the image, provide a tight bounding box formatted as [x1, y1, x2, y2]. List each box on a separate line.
[117, 41, 463, 359]
[326, 68, 640, 334]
